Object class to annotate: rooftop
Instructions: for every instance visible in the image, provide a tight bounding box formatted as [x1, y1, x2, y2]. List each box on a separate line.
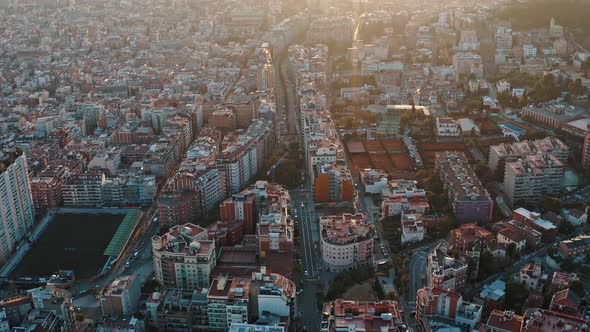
[320, 213, 374, 246]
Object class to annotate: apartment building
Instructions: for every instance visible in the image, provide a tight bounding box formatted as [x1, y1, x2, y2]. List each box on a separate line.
[100, 275, 141, 317]
[416, 287, 483, 331]
[435, 152, 493, 224]
[427, 241, 468, 292]
[487, 137, 568, 172]
[320, 213, 374, 272]
[321, 299, 406, 332]
[146, 288, 209, 331]
[251, 266, 296, 320]
[152, 224, 216, 289]
[62, 172, 106, 207]
[486, 310, 524, 332]
[313, 165, 354, 203]
[381, 179, 429, 217]
[207, 276, 251, 331]
[435, 117, 461, 137]
[503, 154, 564, 206]
[360, 168, 388, 194]
[401, 211, 426, 244]
[0, 150, 34, 261]
[558, 235, 590, 258]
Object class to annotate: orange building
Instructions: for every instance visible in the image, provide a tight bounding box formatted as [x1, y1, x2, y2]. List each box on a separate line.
[314, 165, 354, 203]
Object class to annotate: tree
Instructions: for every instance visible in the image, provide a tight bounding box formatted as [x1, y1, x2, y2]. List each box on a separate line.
[478, 250, 498, 280]
[141, 279, 159, 295]
[558, 220, 575, 236]
[506, 243, 519, 261]
[569, 280, 586, 297]
[505, 281, 529, 314]
[561, 257, 576, 273]
[539, 196, 562, 213]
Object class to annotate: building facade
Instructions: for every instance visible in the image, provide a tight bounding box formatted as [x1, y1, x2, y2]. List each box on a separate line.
[0, 150, 35, 260]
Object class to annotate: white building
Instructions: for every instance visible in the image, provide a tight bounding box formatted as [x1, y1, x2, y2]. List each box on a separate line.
[320, 214, 374, 272]
[435, 117, 461, 137]
[207, 276, 250, 331]
[0, 150, 35, 260]
[152, 224, 216, 289]
[252, 267, 296, 319]
[523, 44, 537, 58]
[401, 212, 425, 244]
[360, 169, 388, 195]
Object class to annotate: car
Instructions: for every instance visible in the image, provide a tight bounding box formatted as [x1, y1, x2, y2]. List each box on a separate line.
[125, 261, 130, 268]
[133, 251, 139, 257]
[297, 289, 304, 295]
[304, 270, 308, 277]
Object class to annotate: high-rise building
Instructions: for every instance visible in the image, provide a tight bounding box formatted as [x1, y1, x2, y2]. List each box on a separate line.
[0, 150, 35, 261]
[207, 276, 250, 331]
[152, 224, 216, 289]
[503, 154, 564, 206]
[435, 152, 493, 224]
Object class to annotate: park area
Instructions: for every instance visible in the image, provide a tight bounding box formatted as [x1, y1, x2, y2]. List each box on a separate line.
[12, 213, 125, 279]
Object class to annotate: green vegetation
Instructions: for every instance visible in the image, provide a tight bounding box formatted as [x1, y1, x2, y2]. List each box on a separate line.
[530, 74, 562, 102]
[497, 91, 528, 108]
[505, 281, 530, 314]
[325, 267, 375, 300]
[569, 280, 586, 297]
[478, 251, 498, 280]
[495, 72, 538, 88]
[495, 0, 590, 36]
[539, 196, 562, 213]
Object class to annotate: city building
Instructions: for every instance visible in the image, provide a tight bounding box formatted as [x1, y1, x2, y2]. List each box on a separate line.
[313, 165, 354, 203]
[62, 172, 106, 207]
[229, 323, 284, 332]
[523, 308, 587, 332]
[251, 266, 296, 320]
[320, 213, 374, 272]
[558, 235, 590, 258]
[519, 262, 544, 291]
[321, 299, 406, 332]
[427, 241, 468, 292]
[521, 103, 586, 129]
[152, 223, 216, 289]
[0, 149, 35, 260]
[435, 117, 460, 137]
[381, 180, 429, 217]
[146, 288, 209, 331]
[550, 272, 579, 292]
[503, 154, 564, 206]
[486, 310, 524, 332]
[416, 287, 482, 331]
[435, 152, 493, 224]
[360, 168, 388, 195]
[401, 212, 426, 244]
[100, 275, 141, 317]
[207, 276, 251, 331]
[487, 137, 569, 173]
[512, 208, 558, 242]
[452, 52, 483, 78]
[550, 289, 581, 317]
[449, 223, 494, 252]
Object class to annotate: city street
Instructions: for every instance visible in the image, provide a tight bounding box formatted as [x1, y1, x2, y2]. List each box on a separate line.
[292, 187, 323, 332]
